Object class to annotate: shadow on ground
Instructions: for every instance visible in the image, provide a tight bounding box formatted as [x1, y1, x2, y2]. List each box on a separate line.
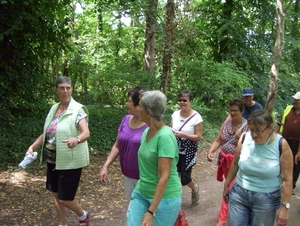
[1, 146, 300, 226]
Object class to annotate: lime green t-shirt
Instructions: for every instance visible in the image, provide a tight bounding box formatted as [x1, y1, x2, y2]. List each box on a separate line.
[136, 126, 182, 199]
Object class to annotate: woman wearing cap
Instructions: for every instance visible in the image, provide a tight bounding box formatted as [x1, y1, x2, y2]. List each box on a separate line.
[223, 110, 293, 226]
[207, 99, 248, 226]
[170, 90, 203, 204]
[241, 87, 263, 119]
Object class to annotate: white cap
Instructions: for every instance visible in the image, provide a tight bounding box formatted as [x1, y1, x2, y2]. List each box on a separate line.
[292, 91, 300, 100]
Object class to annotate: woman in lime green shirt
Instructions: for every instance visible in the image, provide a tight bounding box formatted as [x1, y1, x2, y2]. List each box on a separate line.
[127, 90, 182, 226]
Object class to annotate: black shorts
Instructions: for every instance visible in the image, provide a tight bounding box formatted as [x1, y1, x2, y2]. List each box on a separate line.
[46, 162, 82, 201]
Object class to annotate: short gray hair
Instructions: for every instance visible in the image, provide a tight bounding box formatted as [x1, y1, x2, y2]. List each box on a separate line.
[140, 90, 167, 121]
[56, 76, 72, 88]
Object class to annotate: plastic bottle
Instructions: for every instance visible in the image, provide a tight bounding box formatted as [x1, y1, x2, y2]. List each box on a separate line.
[18, 152, 38, 170]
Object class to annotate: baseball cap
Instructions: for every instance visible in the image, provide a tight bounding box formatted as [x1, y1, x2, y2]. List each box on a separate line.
[242, 88, 254, 97]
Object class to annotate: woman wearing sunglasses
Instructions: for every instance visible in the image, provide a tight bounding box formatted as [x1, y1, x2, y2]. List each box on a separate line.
[170, 90, 203, 204]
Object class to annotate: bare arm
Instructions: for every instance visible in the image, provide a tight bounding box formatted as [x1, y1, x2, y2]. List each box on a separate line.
[99, 139, 120, 184]
[27, 134, 44, 155]
[207, 122, 225, 162]
[173, 122, 203, 142]
[276, 139, 293, 226]
[141, 157, 172, 226]
[62, 117, 90, 148]
[77, 117, 90, 142]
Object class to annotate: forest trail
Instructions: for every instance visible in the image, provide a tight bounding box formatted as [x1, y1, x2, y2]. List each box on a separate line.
[1, 147, 300, 225]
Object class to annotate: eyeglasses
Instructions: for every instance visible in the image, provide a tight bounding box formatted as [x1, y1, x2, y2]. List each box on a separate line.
[178, 99, 188, 103]
[228, 110, 240, 113]
[249, 126, 269, 134]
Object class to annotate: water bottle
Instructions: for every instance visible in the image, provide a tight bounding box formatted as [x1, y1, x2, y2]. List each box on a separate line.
[18, 152, 38, 170]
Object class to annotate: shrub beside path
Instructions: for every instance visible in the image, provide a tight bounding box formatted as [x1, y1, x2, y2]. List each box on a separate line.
[0, 145, 299, 225]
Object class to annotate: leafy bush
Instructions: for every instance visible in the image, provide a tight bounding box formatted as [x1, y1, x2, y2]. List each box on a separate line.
[171, 59, 250, 115]
[87, 105, 126, 154]
[0, 116, 46, 165]
[0, 103, 222, 166]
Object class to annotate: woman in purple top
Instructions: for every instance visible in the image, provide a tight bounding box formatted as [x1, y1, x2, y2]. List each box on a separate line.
[99, 87, 148, 199]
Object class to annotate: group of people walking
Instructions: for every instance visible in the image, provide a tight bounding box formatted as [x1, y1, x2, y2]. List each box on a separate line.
[25, 76, 298, 226]
[207, 88, 297, 226]
[100, 88, 203, 226]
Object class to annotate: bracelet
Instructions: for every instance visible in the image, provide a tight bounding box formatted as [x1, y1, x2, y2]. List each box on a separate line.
[76, 137, 81, 144]
[147, 209, 155, 217]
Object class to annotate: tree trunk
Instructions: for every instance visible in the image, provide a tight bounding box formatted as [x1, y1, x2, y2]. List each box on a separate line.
[265, 0, 285, 113]
[97, 2, 103, 33]
[217, 0, 233, 63]
[160, 0, 175, 94]
[143, 0, 158, 72]
[130, 8, 140, 68]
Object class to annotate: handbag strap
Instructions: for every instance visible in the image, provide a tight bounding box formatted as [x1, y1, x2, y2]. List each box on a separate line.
[178, 113, 197, 131]
[222, 120, 247, 150]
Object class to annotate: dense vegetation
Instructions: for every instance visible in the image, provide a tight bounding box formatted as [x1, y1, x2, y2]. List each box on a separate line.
[1, 0, 299, 164]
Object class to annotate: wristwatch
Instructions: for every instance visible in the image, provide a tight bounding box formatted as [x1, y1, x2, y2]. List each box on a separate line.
[76, 137, 81, 144]
[282, 203, 290, 209]
[147, 209, 156, 217]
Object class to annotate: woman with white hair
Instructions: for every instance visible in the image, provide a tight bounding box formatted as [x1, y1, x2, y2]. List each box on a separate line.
[127, 91, 182, 226]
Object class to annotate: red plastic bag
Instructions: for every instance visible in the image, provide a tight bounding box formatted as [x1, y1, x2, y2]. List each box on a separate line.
[174, 206, 189, 226]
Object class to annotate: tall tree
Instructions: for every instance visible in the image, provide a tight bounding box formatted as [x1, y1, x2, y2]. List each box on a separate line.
[143, 0, 158, 72]
[0, 0, 74, 116]
[217, 0, 234, 63]
[161, 0, 175, 93]
[265, 0, 285, 113]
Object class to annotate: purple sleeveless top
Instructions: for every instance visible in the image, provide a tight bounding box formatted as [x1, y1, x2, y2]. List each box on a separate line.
[118, 115, 148, 179]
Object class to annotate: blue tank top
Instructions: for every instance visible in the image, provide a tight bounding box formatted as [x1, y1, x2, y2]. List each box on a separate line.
[237, 132, 282, 193]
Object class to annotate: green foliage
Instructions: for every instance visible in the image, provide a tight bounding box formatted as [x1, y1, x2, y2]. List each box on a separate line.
[0, 104, 126, 164]
[2, 0, 300, 167]
[0, 115, 46, 165]
[87, 105, 126, 154]
[171, 59, 250, 113]
[0, 0, 75, 118]
[0, 103, 222, 164]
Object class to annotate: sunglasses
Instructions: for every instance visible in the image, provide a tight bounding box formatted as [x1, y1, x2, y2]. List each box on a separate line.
[178, 99, 188, 102]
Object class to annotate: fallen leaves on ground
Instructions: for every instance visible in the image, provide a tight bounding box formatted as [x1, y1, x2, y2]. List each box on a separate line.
[0, 144, 216, 226]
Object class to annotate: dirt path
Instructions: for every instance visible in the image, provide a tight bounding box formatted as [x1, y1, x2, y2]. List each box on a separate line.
[1, 147, 300, 226]
[91, 149, 300, 226]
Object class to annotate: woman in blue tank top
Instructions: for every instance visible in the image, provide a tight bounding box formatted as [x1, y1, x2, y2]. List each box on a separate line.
[223, 110, 293, 226]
